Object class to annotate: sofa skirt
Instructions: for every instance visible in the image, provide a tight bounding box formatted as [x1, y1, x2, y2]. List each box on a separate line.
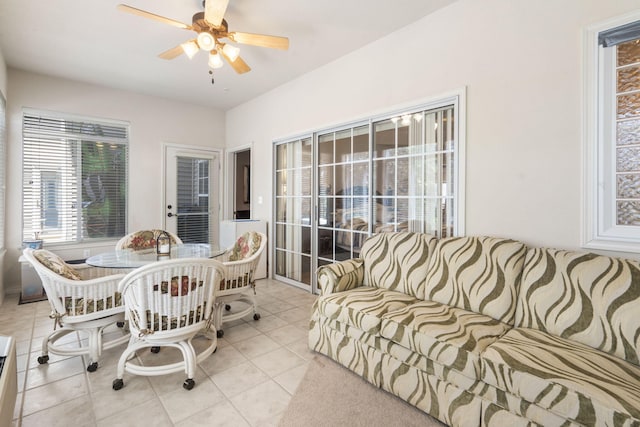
[310, 313, 483, 427]
[379, 352, 482, 427]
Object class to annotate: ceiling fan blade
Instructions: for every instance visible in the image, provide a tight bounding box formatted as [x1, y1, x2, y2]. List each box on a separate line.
[117, 4, 191, 30]
[230, 32, 289, 50]
[221, 51, 251, 74]
[158, 45, 185, 60]
[204, 0, 229, 27]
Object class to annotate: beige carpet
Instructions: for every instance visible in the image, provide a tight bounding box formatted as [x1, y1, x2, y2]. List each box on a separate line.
[279, 354, 445, 427]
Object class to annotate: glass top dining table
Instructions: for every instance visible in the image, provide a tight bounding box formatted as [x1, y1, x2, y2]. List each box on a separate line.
[85, 243, 224, 269]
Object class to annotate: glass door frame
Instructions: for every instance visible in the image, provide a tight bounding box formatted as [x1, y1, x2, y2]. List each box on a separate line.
[163, 143, 222, 246]
[273, 90, 466, 294]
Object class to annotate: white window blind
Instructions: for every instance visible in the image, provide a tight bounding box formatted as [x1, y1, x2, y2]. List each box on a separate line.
[22, 111, 129, 244]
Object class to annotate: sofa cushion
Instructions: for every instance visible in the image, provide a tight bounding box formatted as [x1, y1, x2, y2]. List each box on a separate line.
[481, 327, 640, 425]
[315, 286, 419, 335]
[423, 236, 527, 324]
[516, 247, 640, 365]
[360, 232, 437, 299]
[380, 300, 512, 379]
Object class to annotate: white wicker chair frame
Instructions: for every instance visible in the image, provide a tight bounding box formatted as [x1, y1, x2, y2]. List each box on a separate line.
[213, 232, 267, 338]
[113, 257, 224, 391]
[22, 248, 130, 372]
[115, 229, 183, 251]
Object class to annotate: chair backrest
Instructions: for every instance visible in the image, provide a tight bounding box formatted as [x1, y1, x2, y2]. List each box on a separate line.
[360, 232, 438, 299]
[116, 230, 183, 251]
[226, 231, 264, 261]
[516, 247, 640, 365]
[22, 248, 125, 319]
[219, 232, 267, 296]
[423, 236, 527, 324]
[118, 257, 224, 336]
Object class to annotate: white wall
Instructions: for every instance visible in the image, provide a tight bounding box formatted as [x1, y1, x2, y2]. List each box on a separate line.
[226, 0, 640, 259]
[0, 49, 6, 98]
[0, 49, 6, 305]
[5, 69, 225, 292]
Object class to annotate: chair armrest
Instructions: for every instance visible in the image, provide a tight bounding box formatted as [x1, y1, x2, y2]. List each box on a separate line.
[316, 259, 364, 295]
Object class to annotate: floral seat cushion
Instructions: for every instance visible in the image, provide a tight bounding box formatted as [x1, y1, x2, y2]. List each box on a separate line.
[380, 300, 512, 379]
[316, 287, 419, 335]
[34, 249, 82, 280]
[64, 293, 122, 316]
[481, 327, 640, 425]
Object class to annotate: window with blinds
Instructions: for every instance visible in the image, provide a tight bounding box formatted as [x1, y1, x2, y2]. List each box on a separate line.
[22, 111, 129, 244]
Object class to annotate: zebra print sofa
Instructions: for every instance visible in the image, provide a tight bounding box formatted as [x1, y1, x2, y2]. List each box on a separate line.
[308, 232, 640, 427]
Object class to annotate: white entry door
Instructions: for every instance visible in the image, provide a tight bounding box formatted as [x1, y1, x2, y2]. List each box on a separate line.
[164, 145, 220, 245]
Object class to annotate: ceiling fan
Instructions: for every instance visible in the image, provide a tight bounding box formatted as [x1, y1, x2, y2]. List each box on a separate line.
[117, 0, 289, 75]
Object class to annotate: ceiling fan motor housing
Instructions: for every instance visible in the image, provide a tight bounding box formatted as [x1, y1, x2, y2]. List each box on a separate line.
[192, 12, 228, 35]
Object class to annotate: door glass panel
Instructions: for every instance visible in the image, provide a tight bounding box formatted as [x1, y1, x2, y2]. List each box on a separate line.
[318, 134, 334, 165]
[353, 126, 369, 161]
[335, 164, 352, 196]
[176, 156, 209, 243]
[374, 120, 395, 158]
[274, 138, 313, 289]
[335, 130, 351, 162]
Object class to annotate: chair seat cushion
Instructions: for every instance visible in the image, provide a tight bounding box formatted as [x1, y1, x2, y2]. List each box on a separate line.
[481, 327, 640, 425]
[380, 300, 511, 379]
[64, 293, 122, 316]
[316, 287, 419, 335]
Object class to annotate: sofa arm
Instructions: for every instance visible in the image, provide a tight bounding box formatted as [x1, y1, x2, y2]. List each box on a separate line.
[317, 259, 364, 295]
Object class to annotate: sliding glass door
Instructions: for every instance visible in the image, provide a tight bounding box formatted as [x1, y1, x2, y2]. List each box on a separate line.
[273, 96, 463, 293]
[274, 137, 313, 288]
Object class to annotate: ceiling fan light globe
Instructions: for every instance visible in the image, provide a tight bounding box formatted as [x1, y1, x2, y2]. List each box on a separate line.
[197, 32, 216, 51]
[181, 41, 199, 59]
[222, 43, 240, 62]
[208, 52, 224, 69]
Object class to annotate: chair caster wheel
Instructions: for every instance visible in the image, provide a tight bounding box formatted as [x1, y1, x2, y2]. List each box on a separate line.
[112, 378, 124, 390]
[87, 362, 98, 372]
[253, 313, 261, 321]
[150, 346, 161, 353]
[183, 378, 195, 390]
[216, 330, 224, 338]
[117, 322, 125, 328]
[37, 355, 49, 365]
[225, 304, 231, 311]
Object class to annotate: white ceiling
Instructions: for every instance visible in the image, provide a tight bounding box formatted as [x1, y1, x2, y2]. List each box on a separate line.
[0, 0, 457, 110]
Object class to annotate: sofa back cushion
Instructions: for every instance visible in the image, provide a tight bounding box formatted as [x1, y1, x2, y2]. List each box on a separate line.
[360, 232, 437, 298]
[516, 247, 640, 365]
[423, 236, 527, 324]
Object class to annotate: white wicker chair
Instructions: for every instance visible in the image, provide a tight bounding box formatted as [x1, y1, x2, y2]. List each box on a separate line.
[22, 248, 130, 372]
[112, 257, 224, 391]
[213, 231, 267, 338]
[115, 229, 183, 251]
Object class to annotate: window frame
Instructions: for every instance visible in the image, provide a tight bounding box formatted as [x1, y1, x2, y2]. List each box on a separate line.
[22, 109, 129, 246]
[583, 12, 640, 253]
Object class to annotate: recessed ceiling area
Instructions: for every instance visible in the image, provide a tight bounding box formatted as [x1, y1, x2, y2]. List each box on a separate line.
[0, 0, 458, 110]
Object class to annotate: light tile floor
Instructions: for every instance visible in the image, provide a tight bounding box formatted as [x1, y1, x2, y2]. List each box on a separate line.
[0, 278, 317, 427]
